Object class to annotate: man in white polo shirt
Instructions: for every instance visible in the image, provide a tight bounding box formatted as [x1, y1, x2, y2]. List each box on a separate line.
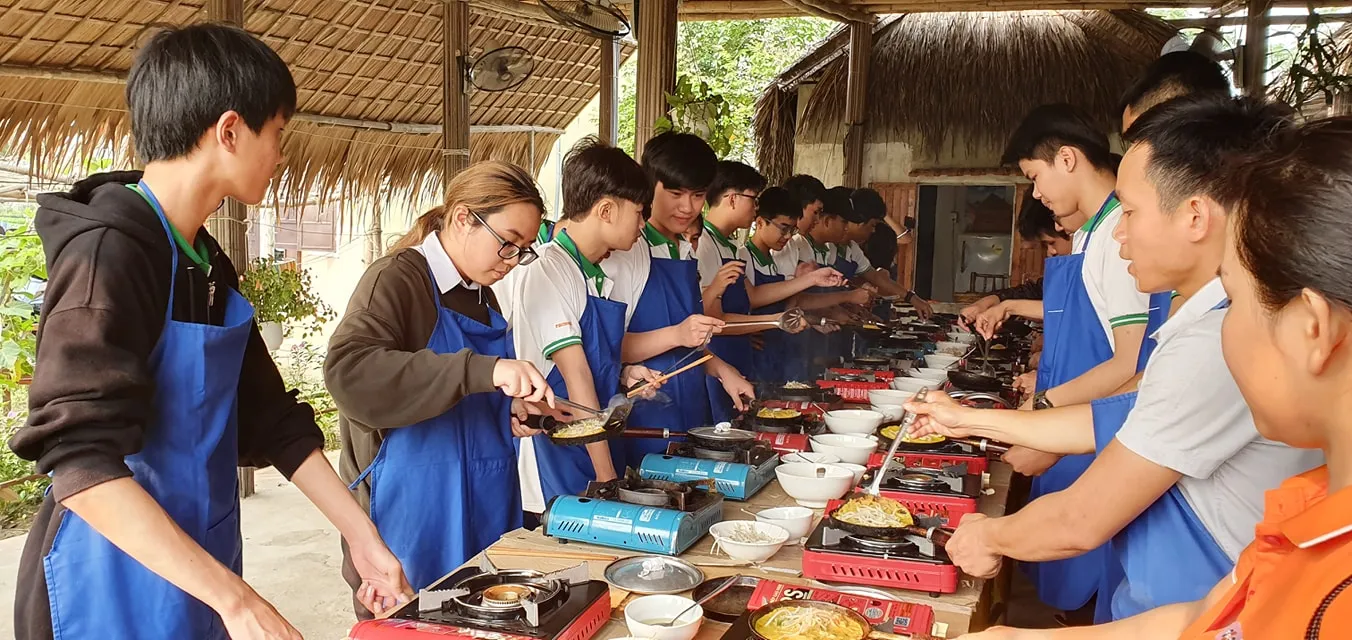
[772, 174, 827, 273]
[905, 95, 1322, 621]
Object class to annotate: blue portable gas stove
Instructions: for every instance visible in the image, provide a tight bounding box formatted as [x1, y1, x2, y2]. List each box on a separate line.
[637, 434, 780, 501]
[540, 471, 723, 556]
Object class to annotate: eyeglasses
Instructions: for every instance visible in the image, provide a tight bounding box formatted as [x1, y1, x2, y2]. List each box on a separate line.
[469, 208, 538, 265]
[729, 192, 759, 208]
[766, 221, 798, 237]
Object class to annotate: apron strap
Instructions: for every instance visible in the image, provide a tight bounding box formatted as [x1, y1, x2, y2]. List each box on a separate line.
[129, 181, 181, 325]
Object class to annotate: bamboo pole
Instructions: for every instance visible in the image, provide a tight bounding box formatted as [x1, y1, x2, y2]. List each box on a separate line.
[842, 20, 871, 188]
[444, 0, 472, 189]
[1242, 0, 1271, 95]
[599, 37, 619, 145]
[781, 0, 873, 23]
[634, 0, 678, 160]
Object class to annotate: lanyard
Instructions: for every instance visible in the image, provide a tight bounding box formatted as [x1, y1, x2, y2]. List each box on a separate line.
[127, 183, 213, 276]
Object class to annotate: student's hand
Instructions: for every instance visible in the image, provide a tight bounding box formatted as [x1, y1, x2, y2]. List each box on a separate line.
[912, 295, 934, 320]
[1001, 446, 1060, 476]
[221, 590, 303, 640]
[719, 372, 756, 412]
[1012, 371, 1037, 399]
[621, 365, 663, 398]
[812, 320, 840, 335]
[974, 302, 1013, 339]
[509, 398, 546, 438]
[709, 261, 744, 295]
[804, 267, 844, 288]
[958, 626, 1042, 639]
[794, 262, 818, 279]
[846, 288, 873, 305]
[675, 315, 725, 348]
[904, 391, 975, 439]
[349, 535, 414, 617]
[493, 359, 555, 405]
[945, 513, 1003, 580]
[861, 282, 879, 294]
[959, 296, 1000, 327]
[779, 311, 808, 335]
[750, 335, 766, 350]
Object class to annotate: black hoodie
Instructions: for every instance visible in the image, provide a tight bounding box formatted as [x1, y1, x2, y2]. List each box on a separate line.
[10, 171, 323, 640]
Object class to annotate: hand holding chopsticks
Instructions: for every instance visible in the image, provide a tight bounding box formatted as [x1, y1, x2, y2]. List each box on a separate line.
[626, 354, 714, 398]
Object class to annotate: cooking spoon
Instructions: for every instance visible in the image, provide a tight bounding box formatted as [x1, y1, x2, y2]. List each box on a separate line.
[867, 386, 929, 496]
[651, 574, 741, 627]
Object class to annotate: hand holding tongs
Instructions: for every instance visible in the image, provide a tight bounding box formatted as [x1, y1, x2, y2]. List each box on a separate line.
[868, 385, 930, 496]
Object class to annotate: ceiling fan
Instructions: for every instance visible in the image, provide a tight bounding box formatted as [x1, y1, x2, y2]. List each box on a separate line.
[540, 0, 631, 39]
[465, 45, 535, 93]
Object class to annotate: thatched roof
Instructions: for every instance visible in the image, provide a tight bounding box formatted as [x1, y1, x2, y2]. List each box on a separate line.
[754, 10, 1177, 182]
[0, 0, 632, 204]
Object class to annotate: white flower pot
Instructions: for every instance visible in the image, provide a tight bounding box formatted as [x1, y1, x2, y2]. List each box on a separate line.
[261, 321, 284, 352]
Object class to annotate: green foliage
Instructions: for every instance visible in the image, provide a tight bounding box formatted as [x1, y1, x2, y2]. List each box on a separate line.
[1274, 13, 1352, 111]
[617, 17, 834, 162]
[238, 257, 334, 337]
[0, 392, 48, 529]
[0, 224, 46, 394]
[654, 76, 737, 158]
[278, 342, 340, 451]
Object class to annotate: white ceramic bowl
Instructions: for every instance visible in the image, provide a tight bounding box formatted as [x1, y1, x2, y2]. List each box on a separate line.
[625, 595, 704, 640]
[948, 332, 976, 344]
[827, 462, 867, 486]
[754, 506, 815, 540]
[935, 341, 969, 356]
[775, 462, 855, 507]
[891, 376, 931, 394]
[868, 388, 915, 407]
[925, 354, 961, 369]
[871, 404, 904, 422]
[910, 368, 949, 383]
[710, 520, 791, 563]
[809, 433, 878, 465]
[824, 409, 884, 435]
[780, 451, 840, 465]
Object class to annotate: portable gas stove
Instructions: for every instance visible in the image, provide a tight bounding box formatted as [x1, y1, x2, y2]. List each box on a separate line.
[718, 579, 937, 639]
[857, 465, 981, 526]
[800, 513, 959, 595]
[757, 397, 843, 417]
[740, 410, 825, 454]
[826, 367, 897, 382]
[868, 439, 990, 475]
[540, 471, 723, 555]
[349, 557, 610, 640]
[638, 440, 779, 500]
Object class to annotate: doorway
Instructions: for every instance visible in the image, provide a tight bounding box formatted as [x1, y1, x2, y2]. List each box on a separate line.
[915, 185, 1015, 302]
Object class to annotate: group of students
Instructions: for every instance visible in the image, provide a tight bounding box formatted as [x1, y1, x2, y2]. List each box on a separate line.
[906, 51, 1352, 638]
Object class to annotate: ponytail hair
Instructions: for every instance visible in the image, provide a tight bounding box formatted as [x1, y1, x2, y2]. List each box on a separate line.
[390, 161, 545, 254]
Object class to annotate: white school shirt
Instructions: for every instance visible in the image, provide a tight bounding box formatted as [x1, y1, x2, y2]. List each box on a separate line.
[603, 223, 695, 314]
[744, 241, 783, 287]
[415, 231, 480, 294]
[1114, 278, 1325, 557]
[1072, 196, 1150, 348]
[842, 240, 874, 272]
[695, 220, 745, 289]
[772, 234, 806, 268]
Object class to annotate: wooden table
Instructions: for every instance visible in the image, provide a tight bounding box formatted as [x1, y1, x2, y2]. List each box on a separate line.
[428, 463, 1014, 640]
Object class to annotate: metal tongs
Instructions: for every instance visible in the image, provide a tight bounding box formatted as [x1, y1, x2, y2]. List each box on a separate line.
[867, 385, 930, 496]
[721, 308, 808, 332]
[975, 332, 995, 376]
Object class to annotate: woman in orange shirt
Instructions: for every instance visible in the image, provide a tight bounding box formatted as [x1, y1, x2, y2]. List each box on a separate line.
[964, 116, 1352, 638]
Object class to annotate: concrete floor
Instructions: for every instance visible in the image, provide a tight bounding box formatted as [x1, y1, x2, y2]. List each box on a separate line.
[0, 458, 356, 640]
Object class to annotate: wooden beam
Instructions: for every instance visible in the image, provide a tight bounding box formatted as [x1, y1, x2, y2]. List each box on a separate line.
[1171, 12, 1351, 27]
[444, 0, 472, 187]
[781, 0, 873, 23]
[634, 0, 678, 160]
[842, 20, 871, 188]
[599, 37, 619, 145]
[1243, 0, 1271, 95]
[468, 0, 560, 29]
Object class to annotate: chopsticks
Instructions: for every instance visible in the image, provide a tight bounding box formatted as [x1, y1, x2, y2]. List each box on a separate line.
[627, 354, 714, 398]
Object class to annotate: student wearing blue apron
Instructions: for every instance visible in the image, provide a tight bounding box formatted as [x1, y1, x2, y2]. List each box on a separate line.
[493, 141, 660, 512]
[329, 163, 567, 611]
[10, 26, 412, 640]
[802, 189, 872, 365]
[603, 133, 755, 464]
[905, 96, 1321, 627]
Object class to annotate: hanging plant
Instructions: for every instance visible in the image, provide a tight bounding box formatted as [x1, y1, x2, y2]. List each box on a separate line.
[238, 257, 334, 339]
[654, 75, 737, 158]
[1274, 12, 1352, 113]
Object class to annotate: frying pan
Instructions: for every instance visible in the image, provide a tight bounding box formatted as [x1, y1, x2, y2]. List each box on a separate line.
[873, 425, 951, 452]
[947, 369, 1005, 393]
[825, 497, 955, 544]
[747, 599, 913, 640]
[620, 426, 759, 451]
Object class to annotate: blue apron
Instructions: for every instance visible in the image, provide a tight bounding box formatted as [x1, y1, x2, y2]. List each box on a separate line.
[1025, 210, 1115, 611]
[531, 238, 629, 500]
[749, 268, 795, 384]
[623, 254, 711, 462]
[1136, 291, 1172, 373]
[1092, 300, 1233, 621]
[706, 256, 753, 423]
[351, 267, 521, 591]
[43, 181, 251, 639]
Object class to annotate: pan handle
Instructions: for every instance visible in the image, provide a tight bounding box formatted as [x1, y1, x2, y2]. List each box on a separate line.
[523, 415, 559, 431]
[866, 631, 914, 640]
[620, 427, 675, 439]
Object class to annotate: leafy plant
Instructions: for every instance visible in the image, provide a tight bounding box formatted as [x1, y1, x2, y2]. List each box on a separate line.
[238, 257, 333, 338]
[278, 342, 339, 451]
[1274, 12, 1352, 112]
[0, 223, 46, 395]
[654, 75, 737, 158]
[0, 401, 49, 529]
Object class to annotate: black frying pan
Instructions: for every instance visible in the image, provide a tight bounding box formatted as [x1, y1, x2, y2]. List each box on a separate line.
[947, 369, 1005, 392]
[825, 494, 954, 544]
[748, 599, 911, 640]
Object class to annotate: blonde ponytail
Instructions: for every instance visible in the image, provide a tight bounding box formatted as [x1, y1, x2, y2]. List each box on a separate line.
[390, 161, 545, 254]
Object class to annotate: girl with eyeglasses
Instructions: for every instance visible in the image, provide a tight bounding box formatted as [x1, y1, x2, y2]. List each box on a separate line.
[325, 161, 559, 617]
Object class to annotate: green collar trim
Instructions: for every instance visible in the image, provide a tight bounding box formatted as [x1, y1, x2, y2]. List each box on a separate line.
[643, 222, 681, 259]
[555, 230, 607, 296]
[745, 241, 776, 272]
[127, 184, 211, 275]
[702, 218, 740, 254]
[1084, 192, 1120, 234]
[537, 220, 555, 244]
[805, 233, 831, 259]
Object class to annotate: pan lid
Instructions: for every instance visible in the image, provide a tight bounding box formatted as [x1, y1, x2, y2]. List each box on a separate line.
[689, 424, 756, 443]
[604, 556, 705, 594]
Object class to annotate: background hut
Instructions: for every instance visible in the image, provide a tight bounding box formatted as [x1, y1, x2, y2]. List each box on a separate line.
[755, 10, 1177, 301]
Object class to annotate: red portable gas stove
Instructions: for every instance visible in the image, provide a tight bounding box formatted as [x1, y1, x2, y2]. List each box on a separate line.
[868, 439, 991, 475]
[800, 502, 960, 596]
[856, 465, 981, 526]
[349, 558, 610, 640]
[718, 579, 937, 639]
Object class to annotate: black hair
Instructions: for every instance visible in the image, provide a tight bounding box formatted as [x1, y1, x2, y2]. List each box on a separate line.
[1123, 95, 1293, 213]
[782, 174, 827, 212]
[641, 132, 718, 192]
[561, 137, 653, 222]
[820, 186, 854, 220]
[1119, 51, 1230, 122]
[1016, 194, 1068, 241]
[705, 161, 767, 207]
[127, 23, 297, 163]
[1232, 117, 1352, 312]
[850, 188, 887, 221]
[1002, 104, 1118, 172]
[756, 187, 802, 221]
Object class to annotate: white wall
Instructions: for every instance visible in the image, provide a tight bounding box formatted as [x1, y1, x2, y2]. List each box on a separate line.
[927, 186, 962, 302]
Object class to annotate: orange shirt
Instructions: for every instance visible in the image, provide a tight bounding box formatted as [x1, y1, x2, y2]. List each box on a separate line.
[1180, 465, 1352, 640]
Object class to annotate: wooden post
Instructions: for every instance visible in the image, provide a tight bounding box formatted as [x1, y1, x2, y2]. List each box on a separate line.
[634, 0, 678, 160]
[599, 37, 620, 145]
[1242, 0, 1270, 95]
[842, 21, 871, 188]
[206, 0, 255, 499]
[366, 211, 383, 264]
[443, 0, 472, 191]
[1008, 184, 1044, 286]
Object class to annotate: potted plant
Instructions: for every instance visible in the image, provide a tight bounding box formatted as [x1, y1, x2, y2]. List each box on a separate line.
[654, 75, 736, 158]
[239, 257, 334, 351]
